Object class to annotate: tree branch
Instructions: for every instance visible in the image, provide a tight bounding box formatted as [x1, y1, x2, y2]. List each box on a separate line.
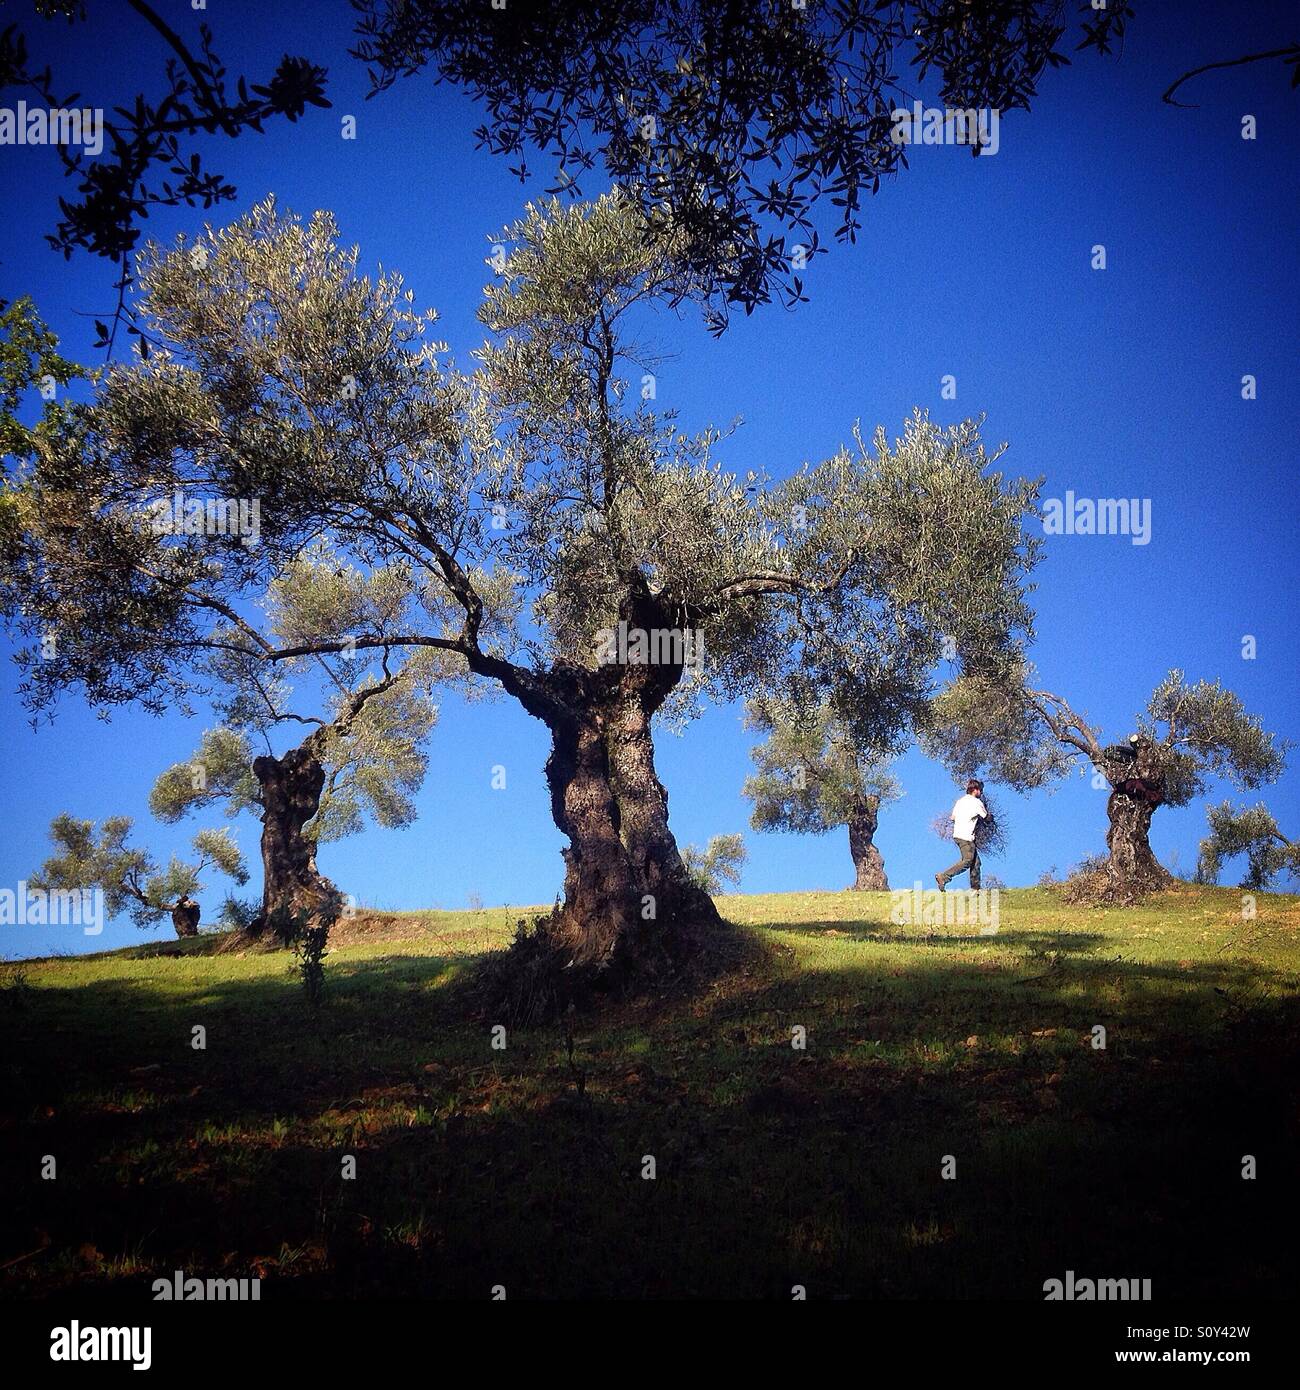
[1163, 45, 1300, 108]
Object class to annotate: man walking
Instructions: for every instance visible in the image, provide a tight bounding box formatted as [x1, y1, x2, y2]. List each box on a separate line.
[936, 779, 988, 891]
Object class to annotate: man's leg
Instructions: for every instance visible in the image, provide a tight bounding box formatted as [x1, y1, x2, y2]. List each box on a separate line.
[938, 840, 974, 889]
[968, 842, 981, 890]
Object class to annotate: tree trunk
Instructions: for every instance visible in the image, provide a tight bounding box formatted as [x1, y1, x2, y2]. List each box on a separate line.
[847, 799, 887, 890]
[1105, 784, 1171, 893]
[250, 742, 336, 942]
[544, 714, 641, 967]
[606, 690, 724, 928]
[1102, 739, 1172, 897]
[170, 898, 200, 938]
[487, 586, 733, 1008]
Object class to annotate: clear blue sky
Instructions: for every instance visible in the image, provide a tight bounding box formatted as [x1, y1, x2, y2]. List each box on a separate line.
[2, 0, 1297, 957]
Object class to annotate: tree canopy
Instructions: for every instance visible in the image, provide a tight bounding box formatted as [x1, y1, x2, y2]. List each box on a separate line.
[744, 686, 902, 837]
[2, 191, 1045, 974]
[353, 0, 1135, 327]
[1196, 800, 1299, 891]
[12, 2, 1298, 339]
[31, 812, 247, 931]
[925, 663, 1288, 807]
[925, 661, 1289, 895]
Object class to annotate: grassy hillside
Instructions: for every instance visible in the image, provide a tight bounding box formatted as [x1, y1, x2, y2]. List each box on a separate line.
[2, 886, 1297, 1299]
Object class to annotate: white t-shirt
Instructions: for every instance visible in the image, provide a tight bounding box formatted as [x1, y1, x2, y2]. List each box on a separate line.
[951, 794, 988, 843]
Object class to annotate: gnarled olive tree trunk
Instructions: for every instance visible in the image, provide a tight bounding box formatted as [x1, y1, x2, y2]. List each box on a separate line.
[249, 740, 336, 941]
[1102, 742, 1172, 896]
[545, 712, 642, 966]
[605, 677, 723, 931]
[516, 592, 726, 984]
[170, 896, 200, 938]
[1105, 782, 1170, 892]
[847, 798, 887, 891]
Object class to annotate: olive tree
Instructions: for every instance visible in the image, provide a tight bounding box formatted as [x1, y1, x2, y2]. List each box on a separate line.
[926, 663, 1288, 898]
[1196, 801, 1299, 892]
[353, 0, 1134, 326]
[681, 834, 747, 895]
[146, 553, 443, 939]
[32, 813, 246, 938]
[2, 193, 1042, 992]
[744, 687, 902, 891]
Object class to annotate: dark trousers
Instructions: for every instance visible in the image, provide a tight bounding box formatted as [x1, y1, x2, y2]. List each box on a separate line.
[939, 838, 981, 889]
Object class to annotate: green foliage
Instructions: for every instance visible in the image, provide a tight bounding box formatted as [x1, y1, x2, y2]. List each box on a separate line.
[267, 896, 341, 1006]
[314, 675, 439, 838]
[0, 296, 83, 460]
[31, 814, 247, 929]
[681, 834, 747, 895]
[922, 661, 1070, 792]
[744, 687, 902, 835]
[145, 547, 448, 847]
[216, 895, 260, 933]
[0, 196, 465, 718]
[354, 0, 1132, 327]
[31, 814, 153, 924]
[1142, 671, 1289, 808]
[926, 663, 1288, 809]
[5, 11, 328, 271]
[191, 827, 248, 883]
[295, 923, 330, 1009]
[6, 196, 1042, 730]
[150, 727, 259, 823]
[1196, 801, 1299, 891]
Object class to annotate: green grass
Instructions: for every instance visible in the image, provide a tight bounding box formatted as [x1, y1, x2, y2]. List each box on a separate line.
[1, 886, 1297, 1299]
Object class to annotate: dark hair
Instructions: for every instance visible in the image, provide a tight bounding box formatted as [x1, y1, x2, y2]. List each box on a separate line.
[966, 780, 984, 794]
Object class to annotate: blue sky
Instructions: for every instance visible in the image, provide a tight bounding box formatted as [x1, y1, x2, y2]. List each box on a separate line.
[2, 0, 1297, 956]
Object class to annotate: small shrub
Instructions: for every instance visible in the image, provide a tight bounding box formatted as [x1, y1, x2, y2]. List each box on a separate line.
[1060, 854, 1151, 907]
[294, 925, 329, 1009]
[0, 963, 33, 1008]
[682, 834, 747, 893]
[265, 895, 340, 1007]
[216, 895, 259, 934]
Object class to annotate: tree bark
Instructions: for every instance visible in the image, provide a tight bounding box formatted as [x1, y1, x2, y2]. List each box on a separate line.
[1105, 784, 1171, 892]
[605, 687, 724, 929]
[515, 584, 727, 983]
[847, 798, 887, 891]
[481, 580, 732, 1001]
[250, 741, 336, 941]
[544, 712, 642, 967]
[1102, 741, 1172, 895]
[170, 897, 200, 938]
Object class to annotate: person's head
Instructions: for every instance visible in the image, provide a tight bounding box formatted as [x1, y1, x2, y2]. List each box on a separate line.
[966, 779, 984, 796]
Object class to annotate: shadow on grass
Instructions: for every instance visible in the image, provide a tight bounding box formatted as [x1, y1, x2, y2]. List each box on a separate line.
[2, 924, 1296, 1300]
[772, 921, 1109, 954]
